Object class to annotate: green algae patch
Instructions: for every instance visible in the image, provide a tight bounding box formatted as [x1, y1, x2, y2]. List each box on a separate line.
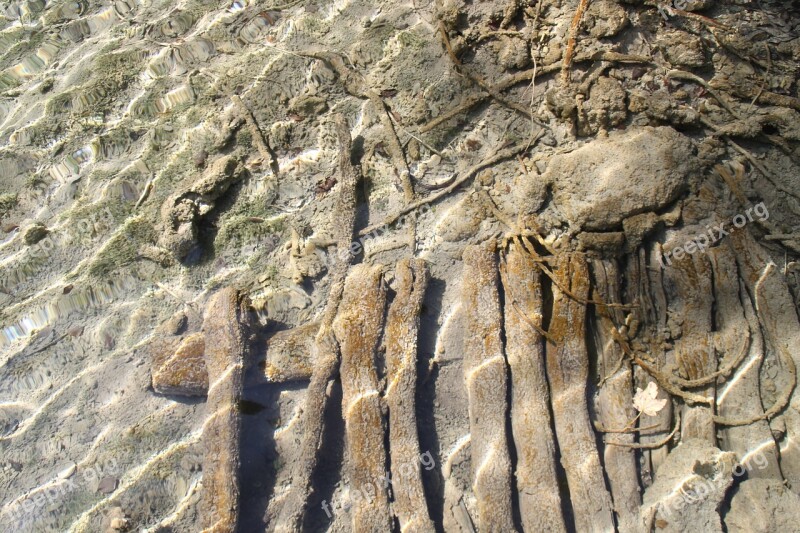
[86, 216, 157, 279]
[0, 193, 17, 219]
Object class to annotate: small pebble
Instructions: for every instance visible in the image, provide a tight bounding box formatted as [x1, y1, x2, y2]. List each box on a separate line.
[58, 463, 76, 479]
[98, 476, 118, 494]
[23, 223, 49, 245]
[110, 517, 129, 531]
[193, 150, 208, 167]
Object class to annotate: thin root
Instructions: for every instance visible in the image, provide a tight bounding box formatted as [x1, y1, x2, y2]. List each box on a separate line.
[605, 413, 681, 449]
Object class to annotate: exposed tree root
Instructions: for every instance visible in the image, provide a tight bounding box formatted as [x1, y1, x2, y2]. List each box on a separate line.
[384, 258, 435, 532]
[334, 264, 392, 532]
[520, 238, 636, 310]
[200, 288, 249, 533]
[713, 264, 797, 427]
[461, 242, 517, 531]
[273, 114, 359, 531]
[606, 413, 681, 450]
[500, 241, 567, 533]
[562, 0, 591, 84]
[590, 258, 641, 533]
[546, 252, 616, 533]
[357, 140, 531, 238]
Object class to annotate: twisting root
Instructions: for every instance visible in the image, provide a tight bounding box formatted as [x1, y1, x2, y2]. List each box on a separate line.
[519, 237, 636, 310]
[713, 264, 797, 427]
[418, 93, 488, 133]
[606, 413, 682, 450]
[612, 262, 795, 428]
[612, 328, 714, 406]
[357, 140, 531, 238]
[670, 331, 750, 389]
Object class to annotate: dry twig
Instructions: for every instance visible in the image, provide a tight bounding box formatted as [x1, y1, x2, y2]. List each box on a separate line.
[561, 0, 590, 84]
[231, 94, 279, 177]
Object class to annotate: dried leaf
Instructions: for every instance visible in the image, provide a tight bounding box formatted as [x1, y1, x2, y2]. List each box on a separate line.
[633, 382, 667, 417]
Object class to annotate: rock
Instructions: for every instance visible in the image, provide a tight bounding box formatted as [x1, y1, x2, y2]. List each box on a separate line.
[0, 193, 17, 219]
[97, 476, 118, 494]
[585, 0, 628, 38]
[658, 29, 707, 68]
[543, 126, 695, 230]
[289, 94, 328, 116]
[149, 310, 209, 397]
[23, 223, 49, 245]
[623, 212, 661, 251]
[724, 479, 800, 532]
[109, 517, 129, 531]
[193, 149, 207, 168]
[261, 322, 320, 383]
[138, 244, 175, 267]
[151, 332, 208, 396]
[495, 36, 530, 70]
[643, 90, 700, 126]
[675, 0, 714, 11]
[578, 76, 628, 135]
[158, 155, 242, 261]
[103, 507, 129, 532]
[577, 231, 625, 255]
[58, 463, 77, 479]
[640, 439, 738, 532]
[546, 85, 578, 122]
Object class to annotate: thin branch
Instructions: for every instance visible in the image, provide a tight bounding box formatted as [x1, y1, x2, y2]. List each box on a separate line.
[561, 0, 591, 84]
[231, 94, 279, 177]
[605, 413, 681, 449]
[357, 140, 533, 237]
[438, 21, 539, 122]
